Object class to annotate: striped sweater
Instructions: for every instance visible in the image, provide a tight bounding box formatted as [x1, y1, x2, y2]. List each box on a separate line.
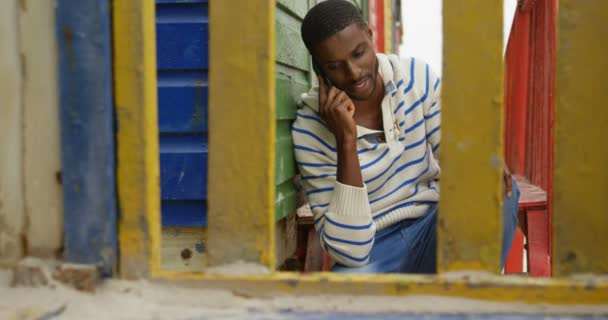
[291, 54, 442, 267]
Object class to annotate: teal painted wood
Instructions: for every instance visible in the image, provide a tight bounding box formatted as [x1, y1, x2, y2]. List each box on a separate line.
[56, 0, 116, 276]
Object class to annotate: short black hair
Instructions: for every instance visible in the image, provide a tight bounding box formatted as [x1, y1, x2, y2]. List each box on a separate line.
[301, 0, 367, 55]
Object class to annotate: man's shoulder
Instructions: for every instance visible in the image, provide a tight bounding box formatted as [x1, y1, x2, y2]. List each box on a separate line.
[389, 56, 439, 96]
[292, 104, 329, 136]
[390, 55, 434, 76]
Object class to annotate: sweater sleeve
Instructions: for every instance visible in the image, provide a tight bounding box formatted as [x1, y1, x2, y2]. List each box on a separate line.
[292, 110, 376, 267]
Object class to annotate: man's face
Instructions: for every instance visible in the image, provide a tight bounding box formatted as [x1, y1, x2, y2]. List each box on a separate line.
[313, 23, 378, 101]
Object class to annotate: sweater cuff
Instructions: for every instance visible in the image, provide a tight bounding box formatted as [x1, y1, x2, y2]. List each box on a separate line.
[327, 181, 371, 217]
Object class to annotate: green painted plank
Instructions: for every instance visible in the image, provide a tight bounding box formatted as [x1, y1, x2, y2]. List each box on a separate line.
[276, 58, 309, 120]
[275, 179, 298, 221]
[276, 78, 308, 120]
[277, 0, 308, 19]
[275, 121, 296, 186]
[276, 8, 310, 72]
[274, 2, 309, 223]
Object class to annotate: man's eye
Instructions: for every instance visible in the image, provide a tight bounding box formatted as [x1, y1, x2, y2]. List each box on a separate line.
[353, 50, 364, 58]
[327, 64, 338, 71]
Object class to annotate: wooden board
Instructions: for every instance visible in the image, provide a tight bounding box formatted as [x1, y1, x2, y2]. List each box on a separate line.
[57, 0, 117, 276]
[0, 0, 24, 266]
[20, 0, 63, 258]
[162, 227, 206, 272]
[274, 1, 310, 256]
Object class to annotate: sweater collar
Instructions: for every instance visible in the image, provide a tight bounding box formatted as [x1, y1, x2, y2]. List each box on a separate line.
[376, 53, 398, 97]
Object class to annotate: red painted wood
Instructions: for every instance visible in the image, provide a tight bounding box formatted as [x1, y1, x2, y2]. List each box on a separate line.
[369, 0, 385, 52]
[526, 209, 551, 277]
[505, 227, 525, 273]
[505, 175, 548, 275]
[504, 6, 531, 175]
[504, 0, 555, 276]
[514, 175, 547, 209]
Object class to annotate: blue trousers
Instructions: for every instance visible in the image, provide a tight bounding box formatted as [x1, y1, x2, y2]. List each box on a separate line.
[332, 179, 520, 273]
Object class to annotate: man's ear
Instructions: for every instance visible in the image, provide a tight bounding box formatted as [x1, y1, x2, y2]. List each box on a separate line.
[365, 25, 373, 40]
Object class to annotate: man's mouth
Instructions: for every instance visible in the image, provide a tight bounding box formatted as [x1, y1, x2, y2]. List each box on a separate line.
[351, 77, 370, 93]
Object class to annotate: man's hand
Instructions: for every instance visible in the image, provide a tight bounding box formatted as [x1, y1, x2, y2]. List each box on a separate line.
[504, 165, 513, 198]
[318, 76, 356, 144]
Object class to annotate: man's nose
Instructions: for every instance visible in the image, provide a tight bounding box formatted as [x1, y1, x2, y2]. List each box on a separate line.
[345, 61, 360, 80]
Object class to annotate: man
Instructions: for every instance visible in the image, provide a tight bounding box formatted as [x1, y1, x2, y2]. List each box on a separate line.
[293, 0, 519, 273]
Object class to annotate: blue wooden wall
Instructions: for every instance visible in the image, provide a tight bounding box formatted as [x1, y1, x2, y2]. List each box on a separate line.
[156, 0, 209, 227]
[56, 0, 116, 276]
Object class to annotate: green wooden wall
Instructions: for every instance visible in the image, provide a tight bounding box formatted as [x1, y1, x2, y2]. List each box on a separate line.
[274, 0, 311, 221]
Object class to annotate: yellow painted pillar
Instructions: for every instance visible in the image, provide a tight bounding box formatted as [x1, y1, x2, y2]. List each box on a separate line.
[207, 1, 276, 269]
[439, 1, 504, 272]
[113, 0, 161, 279]
[553, 0, 608, 276]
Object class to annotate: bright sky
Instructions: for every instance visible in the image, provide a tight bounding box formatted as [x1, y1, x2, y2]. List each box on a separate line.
[398, 0, 518, 75]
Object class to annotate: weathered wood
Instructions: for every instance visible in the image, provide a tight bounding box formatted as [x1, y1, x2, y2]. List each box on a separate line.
[20, 0, 63, 258]
[277, 0, 309, 19]
[0, 0, 24, 267]
[276, 8, 309, 72]
[208, 0, 276, 268]
[439, 0, 504, 272]
[275, 181, 298, 222]
[275, 67, 308, 120]
[275, 127, 296, 186]
[274, 2, 310, 235]
[57, 0, 117, 276]
[161, 227, 206, 272]
[113, 0, 161, 278]
[275, 214, 297, 268]
[304, 228, 323, 272]
[554, 0, 608, 275]
[52, 263, 99, 292]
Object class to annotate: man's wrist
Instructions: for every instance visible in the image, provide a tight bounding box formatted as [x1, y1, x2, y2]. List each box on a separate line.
[337, 136, 357, 150]
[336, 131, 357, 146]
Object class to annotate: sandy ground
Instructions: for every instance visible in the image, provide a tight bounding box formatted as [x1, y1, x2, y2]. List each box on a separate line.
[2, 267, 608, 320]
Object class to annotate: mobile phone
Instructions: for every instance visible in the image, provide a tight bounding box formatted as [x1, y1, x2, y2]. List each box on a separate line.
[312, 60, 332, 87]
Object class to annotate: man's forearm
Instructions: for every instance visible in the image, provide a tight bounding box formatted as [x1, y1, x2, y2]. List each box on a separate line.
[336, 139, 364, 187]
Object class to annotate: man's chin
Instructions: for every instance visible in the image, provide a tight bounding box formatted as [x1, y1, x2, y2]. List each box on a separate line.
[347, 85, 376, 101]
[348, 93, 371, 101]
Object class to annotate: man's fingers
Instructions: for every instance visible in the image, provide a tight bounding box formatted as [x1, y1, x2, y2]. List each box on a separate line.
[325, 85, 341, 106]
[333, 91, 348, 104]
[335, 99, 355, 117]
[334, 92, 355, 116]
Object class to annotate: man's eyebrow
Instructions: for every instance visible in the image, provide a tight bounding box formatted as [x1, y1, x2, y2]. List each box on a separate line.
[323, 42, 367, 64]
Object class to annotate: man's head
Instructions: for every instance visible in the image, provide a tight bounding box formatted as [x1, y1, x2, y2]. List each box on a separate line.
[301, 0, 379, 100]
